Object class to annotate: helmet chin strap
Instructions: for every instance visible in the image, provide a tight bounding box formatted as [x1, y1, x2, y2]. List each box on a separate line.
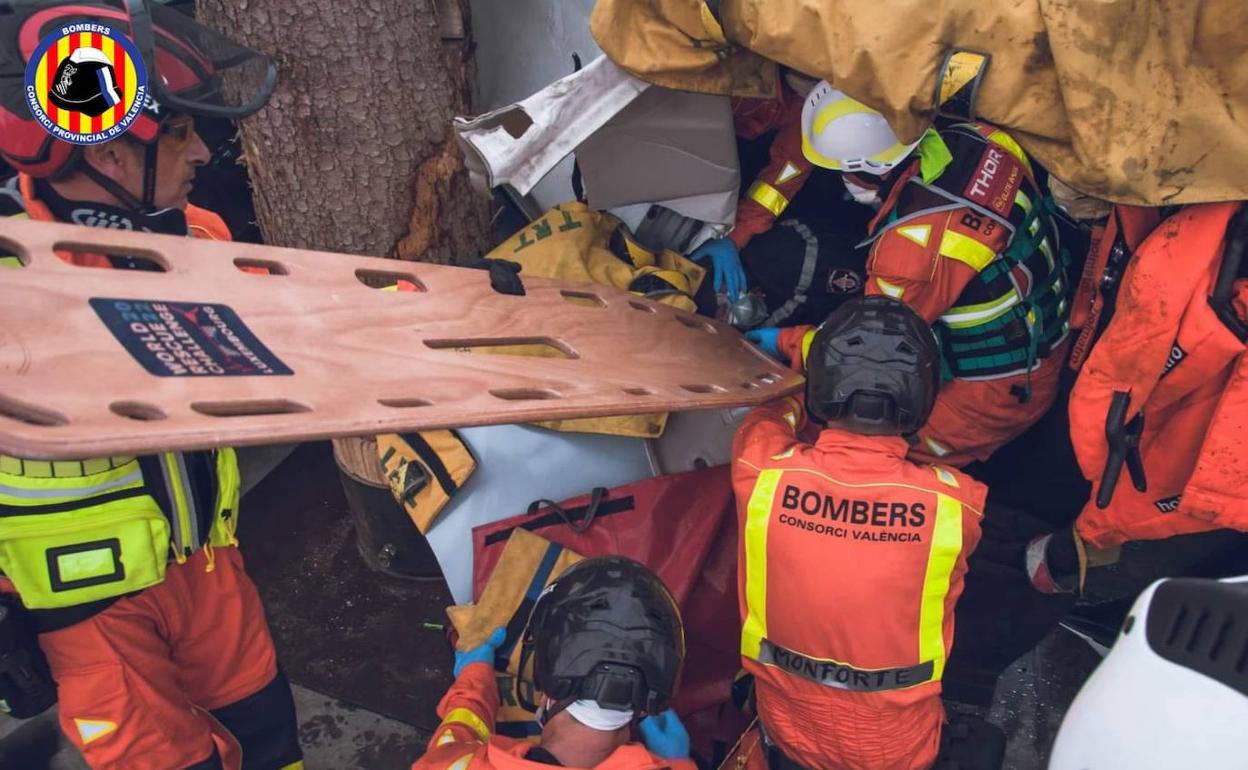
[80, 139, 160, 213]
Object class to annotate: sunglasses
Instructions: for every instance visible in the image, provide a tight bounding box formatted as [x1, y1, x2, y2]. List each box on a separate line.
[158, 116, 198, 151]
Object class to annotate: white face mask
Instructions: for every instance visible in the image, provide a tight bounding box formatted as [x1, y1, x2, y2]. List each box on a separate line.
[843, 177, 882, 208]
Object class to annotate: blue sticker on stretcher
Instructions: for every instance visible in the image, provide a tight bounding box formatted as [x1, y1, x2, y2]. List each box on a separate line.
[89, 298, 292, 377]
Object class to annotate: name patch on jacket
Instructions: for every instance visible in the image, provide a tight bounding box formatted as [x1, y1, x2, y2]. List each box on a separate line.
[91, 298, 292, 377]
[758, 637, 934, 691]
[778, 484, 926, 542]
[965, 146, 1019, 217]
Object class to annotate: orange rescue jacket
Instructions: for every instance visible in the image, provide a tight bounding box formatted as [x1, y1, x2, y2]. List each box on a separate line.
[1070, 202, 1248, 547]
[732, 396, 985, 770]
[728, 82, 811, 250]
[412, 663, 697, 770]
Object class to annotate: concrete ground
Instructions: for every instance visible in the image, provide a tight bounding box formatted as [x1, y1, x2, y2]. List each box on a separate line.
[0, 442, 1102, 769]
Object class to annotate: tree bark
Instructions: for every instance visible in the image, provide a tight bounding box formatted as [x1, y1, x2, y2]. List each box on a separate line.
[195, 0, 490, 264]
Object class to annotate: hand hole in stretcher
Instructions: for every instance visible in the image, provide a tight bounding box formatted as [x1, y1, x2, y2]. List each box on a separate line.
[109, 401, 167, 421]
[560, 290, 607, 308]
[622, 387, 656, 397]
[756, 373, 780, 384]
[190, 399, 311, 417]
[0, 394, 67, 427]
[488, 387, 563, 401]
[628, 299, 657, 314]
[422, 337, 578, 360]
[674, 313, 717, 334]
[680, 383, 728, 395]
[739, 381, 760, 390]
[234, 257, 288, 275]
[53, 241, 168, 272]
[0, 237, 28, 267]
[376, 397, 434, 409]
[354, 268, 426, 292]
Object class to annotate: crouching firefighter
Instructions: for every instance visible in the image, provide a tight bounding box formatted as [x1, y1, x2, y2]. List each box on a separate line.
[733, 296, 990, 770]
[414, 556, 696, 769]
[0, 3, 299, 769]
[749, 82, 1073, 467]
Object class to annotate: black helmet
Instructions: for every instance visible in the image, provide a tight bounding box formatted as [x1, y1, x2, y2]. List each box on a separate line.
[805, 295, 940, 435]
[520, 556, 684, 723]
[48, 47, 122, 117]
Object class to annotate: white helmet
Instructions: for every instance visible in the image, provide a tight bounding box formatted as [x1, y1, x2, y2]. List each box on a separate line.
[800, 81, 919, 175]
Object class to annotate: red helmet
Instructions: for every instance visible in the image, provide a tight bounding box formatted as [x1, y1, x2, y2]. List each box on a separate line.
[0, 0, 274, 179]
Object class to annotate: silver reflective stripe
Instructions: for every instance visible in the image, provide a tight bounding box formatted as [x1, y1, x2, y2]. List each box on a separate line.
[765, 220, 819, 326]
[757, 637, 934, 692]
[0, 469, 143, 499]
[175, 453, 201, 550]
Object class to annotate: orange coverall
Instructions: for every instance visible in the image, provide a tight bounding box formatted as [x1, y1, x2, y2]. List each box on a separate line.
[4, 176, 297, 770]
[733, 395, 985, 770]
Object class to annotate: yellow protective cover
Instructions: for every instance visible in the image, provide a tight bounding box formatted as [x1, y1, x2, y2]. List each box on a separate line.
[483, 201, 709, 438]
[590, 0, 1248, 206]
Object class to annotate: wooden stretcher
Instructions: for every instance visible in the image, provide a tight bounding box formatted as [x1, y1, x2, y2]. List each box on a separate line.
[0, 218, 801, 459]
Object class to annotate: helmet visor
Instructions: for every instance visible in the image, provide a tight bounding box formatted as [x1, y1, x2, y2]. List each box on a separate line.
[125, 0, 274, 119]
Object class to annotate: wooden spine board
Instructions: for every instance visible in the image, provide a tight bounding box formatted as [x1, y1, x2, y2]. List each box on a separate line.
[0, 218, 803, 459]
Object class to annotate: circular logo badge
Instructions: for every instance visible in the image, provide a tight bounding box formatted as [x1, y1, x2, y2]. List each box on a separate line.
[24, 22, 148, 146]
[827, 268, 863, 295]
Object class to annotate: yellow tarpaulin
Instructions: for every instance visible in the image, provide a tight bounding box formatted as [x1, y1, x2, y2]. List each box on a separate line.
[590, 0, 1248, 206]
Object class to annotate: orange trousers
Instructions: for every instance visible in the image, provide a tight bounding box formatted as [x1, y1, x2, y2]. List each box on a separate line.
[35, 547, 297, 770]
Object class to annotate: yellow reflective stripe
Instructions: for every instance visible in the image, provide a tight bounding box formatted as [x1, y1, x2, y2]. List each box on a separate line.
[941, 290, 1020, 329]
[1014, 189, 1032, 215]
[447, 754, 474, 770]
[938, 230, 997, 271]
[0, 460, 143, 505]
[875, 277, 905, 298]
[800, 329, 816, 367]
[869, 140, 914, 165]
[0, 455, 136, 480]
[277, 762, 305, 770]
[0, 255, 23, 269]
[986, 130, 1033, 176]
[811, 96, 875, 136]
[440, 707, 491, 742]
[934, 467, 959, 488]
[917, 493, 963, 681]
[741, 469, 783, 660]
[746, 181, 790, 218]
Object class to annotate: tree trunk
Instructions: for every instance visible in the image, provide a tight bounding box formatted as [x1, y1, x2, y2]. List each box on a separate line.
[195, 0, 490, 264]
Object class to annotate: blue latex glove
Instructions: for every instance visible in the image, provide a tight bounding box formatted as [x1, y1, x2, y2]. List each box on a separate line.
[688, 237, 747, 299]
[453, 627, 506, 677]
[745, 327, 783, 360]
[639, 709, 691, 759]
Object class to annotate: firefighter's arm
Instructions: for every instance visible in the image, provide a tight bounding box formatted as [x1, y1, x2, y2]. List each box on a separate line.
[776, 326, 815, 372]
[425, 662, 499, 750]
[865, 214, 986, 324]
[733, 394, 808, 469]
[730, 115, 813, 250]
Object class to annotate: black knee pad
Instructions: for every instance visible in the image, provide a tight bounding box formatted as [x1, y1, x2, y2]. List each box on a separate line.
[210, 669, 302, 770]
[933, 714, 1006, 770]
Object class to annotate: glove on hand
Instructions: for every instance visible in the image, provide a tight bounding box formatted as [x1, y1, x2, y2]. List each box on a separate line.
[1025, 526, 1088, 595]
[688, 237, 747, 299]
[639, 709, 691, 759]
[745, 327, 783, 361]
[453, 626, 506, 677]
